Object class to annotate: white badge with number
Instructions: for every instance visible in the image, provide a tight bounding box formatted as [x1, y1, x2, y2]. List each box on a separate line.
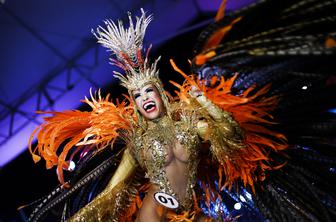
[154, 192, 179, 209]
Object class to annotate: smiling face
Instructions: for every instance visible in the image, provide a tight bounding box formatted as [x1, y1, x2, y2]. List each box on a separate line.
[132, 84, 166, 120]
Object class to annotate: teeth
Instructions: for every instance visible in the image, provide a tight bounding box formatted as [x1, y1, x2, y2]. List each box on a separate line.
[143, 101, 155, 110]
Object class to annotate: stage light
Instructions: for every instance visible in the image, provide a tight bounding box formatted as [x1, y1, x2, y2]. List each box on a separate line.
[234, 202, 242, 210]
[328, 108, 336, 114]
[68, 161, 76, 171]
[239, 195, 246, 202]
[243, 190, 252, 200]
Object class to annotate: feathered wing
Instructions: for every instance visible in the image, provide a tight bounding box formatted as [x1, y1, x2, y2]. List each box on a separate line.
[27, 92, 152, 222]
[171, 62, 287, 192]
[175, 0, 336, 221]
[27, 147, 151, 222]
[29, 90, 135, 184]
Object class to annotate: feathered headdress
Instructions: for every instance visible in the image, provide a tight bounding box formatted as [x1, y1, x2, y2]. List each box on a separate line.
[92, 8, 162, 91]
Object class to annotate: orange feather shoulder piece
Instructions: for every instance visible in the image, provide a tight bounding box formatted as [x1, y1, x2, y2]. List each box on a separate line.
[29, 90, 135, 184]
[170, 60, 287, 191]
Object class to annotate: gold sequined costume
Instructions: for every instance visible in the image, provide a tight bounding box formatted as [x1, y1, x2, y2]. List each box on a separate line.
[29, 6, 287, 222]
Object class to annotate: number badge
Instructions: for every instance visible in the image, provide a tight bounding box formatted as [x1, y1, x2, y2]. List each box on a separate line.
[154, 192, 179, 209]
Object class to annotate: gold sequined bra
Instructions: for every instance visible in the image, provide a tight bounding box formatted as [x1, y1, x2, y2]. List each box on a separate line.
[132, 114, 200, 210]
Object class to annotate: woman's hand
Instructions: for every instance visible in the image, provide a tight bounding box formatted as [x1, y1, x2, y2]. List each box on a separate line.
[190, 86, 224, 122]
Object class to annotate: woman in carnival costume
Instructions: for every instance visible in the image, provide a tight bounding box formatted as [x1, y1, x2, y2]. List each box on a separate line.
[28, 0, 336, 221]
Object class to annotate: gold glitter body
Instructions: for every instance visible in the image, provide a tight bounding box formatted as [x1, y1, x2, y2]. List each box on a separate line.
[131, 106, 200, 210]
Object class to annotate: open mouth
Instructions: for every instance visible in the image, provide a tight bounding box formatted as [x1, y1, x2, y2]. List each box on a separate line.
[143, 101, 156, 113]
